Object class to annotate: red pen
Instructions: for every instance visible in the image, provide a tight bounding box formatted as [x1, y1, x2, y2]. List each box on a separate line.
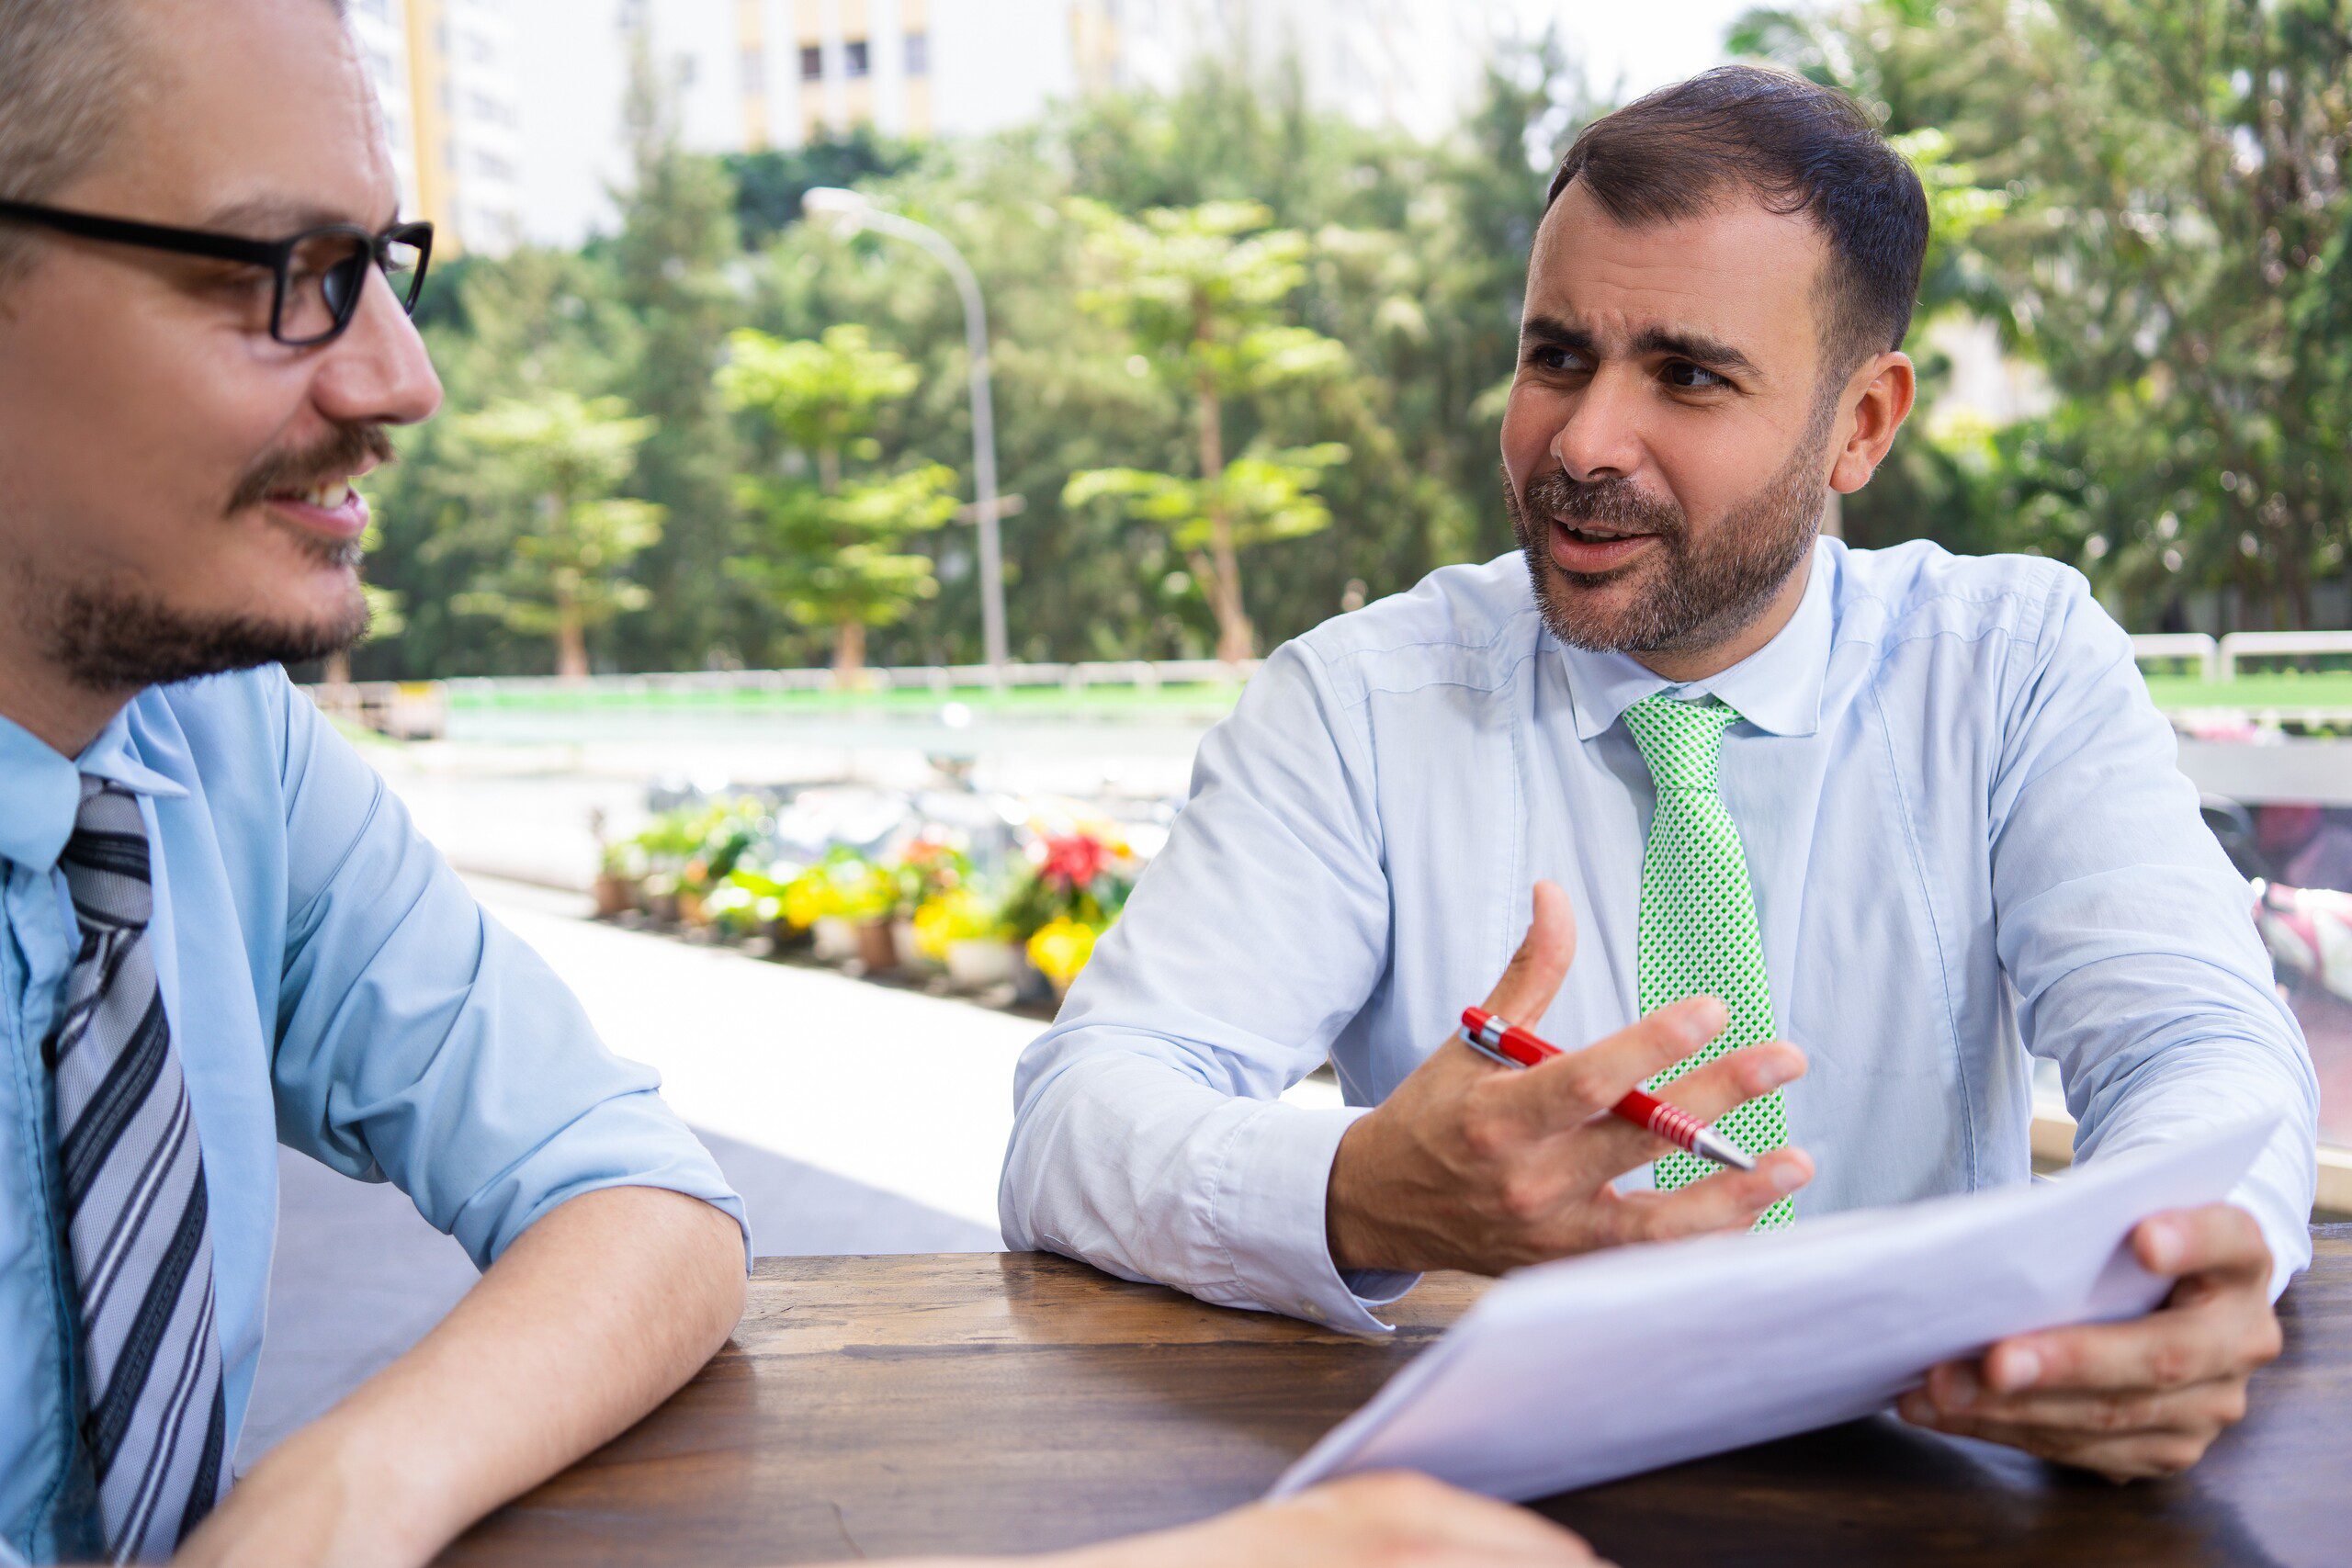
[1460, 1005, 1756, 1172]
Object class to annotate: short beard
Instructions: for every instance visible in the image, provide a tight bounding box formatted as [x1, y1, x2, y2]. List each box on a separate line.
[1505, 392, 1838, 659]
[26, 419, 392, 693]
[30, 533, 369, 693]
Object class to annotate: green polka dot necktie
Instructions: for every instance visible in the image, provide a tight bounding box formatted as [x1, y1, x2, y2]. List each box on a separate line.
[1622, 693, 1792, 1227]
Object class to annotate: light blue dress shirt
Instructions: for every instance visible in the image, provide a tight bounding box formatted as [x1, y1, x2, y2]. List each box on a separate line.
[1000, 539, 2320, 1336]
[0, 669, 747, 1563]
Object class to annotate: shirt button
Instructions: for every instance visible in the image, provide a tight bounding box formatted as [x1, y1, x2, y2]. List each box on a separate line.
[1299, 1300, 1325, 1321]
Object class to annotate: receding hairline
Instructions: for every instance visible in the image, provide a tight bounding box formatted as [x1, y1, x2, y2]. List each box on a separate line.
[1541, 65, 1928, 380]
[1524, 179, 1846, 372]
[0, 0, 354, 282]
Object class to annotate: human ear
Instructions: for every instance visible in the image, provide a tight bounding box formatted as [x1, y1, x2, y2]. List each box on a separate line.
[1828, 352, 1917, 494]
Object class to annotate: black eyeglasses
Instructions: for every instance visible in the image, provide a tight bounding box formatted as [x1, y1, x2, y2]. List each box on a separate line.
[0, 198, 433, 347]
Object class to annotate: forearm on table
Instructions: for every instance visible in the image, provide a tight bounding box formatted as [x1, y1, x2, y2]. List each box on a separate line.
[1004, 1045, 1394, 1326]
[261, 1184, 747, 1561]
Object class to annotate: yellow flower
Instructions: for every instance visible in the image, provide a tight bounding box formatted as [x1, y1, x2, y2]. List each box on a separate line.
[782, 877, 829, 930]
[912, 890, 978, 961]
[1026, 917, 1098, 988]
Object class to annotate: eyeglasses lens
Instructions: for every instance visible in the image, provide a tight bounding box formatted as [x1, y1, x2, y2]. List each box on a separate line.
[279, 231, 376, 344]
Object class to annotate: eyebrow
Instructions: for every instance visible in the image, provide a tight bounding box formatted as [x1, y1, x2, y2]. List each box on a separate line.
[1520, 313, 1765, 383]
[196, 197, 399, 237]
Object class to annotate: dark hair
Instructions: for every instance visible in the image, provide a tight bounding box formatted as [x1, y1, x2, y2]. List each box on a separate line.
[1545, 64, 1928, 373]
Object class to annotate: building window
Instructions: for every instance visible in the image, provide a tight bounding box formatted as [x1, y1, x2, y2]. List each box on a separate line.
[844, 39, 870, 77]
[905, 31, 928, 75]
[742, 47, 765, 96]
[801, 43, 823, 81]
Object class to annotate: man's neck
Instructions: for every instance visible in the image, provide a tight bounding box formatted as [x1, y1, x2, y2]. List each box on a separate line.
[1633, 552, 1815, 686]
[0, 650, 130, 759]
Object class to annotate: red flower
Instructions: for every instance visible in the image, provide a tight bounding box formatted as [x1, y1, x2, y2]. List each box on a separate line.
[1039, 833, 1111, 889]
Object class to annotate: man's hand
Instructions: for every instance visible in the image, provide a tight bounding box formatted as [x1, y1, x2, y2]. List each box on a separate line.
[175, 1186, 746, 1568]
[1900, 1202, 2281, 1481]
[1327, 881, 1812, 1276]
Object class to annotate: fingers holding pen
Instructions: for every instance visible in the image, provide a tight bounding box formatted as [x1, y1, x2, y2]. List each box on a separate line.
[1577, 1039, 1809, 1179]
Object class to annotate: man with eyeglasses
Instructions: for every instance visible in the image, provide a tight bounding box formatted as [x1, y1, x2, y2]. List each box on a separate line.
[0, 3, 1600, 1565]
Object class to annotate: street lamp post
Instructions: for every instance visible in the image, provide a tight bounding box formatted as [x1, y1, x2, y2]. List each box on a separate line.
[803, 186, 1009, 671]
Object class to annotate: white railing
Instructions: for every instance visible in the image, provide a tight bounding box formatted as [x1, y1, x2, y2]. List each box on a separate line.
[310, 636, 2352, 735]
[2214, 630, 2352, 681]
[2128, 633, 2220, 681]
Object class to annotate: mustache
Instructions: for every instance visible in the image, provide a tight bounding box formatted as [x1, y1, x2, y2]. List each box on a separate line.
[229, 423, 397, 515]
[1521, 467, 1684, 536]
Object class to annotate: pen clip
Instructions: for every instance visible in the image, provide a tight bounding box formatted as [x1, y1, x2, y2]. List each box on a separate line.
[1458, 1007, 1520, 1069]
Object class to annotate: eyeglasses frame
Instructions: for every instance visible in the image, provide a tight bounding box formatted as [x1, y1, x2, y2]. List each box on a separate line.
[0, 197, 434, 346]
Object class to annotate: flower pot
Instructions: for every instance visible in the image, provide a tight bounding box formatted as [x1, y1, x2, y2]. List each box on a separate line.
[855, 918, 900, 974]
[592, 874, 637, 919]
[945, 938, 1016, 989]
[811, 916, 859, 964]
[893, 918, 941, 975]
[1011, 951, 1057, 1006]
[766, 918, 812, 953]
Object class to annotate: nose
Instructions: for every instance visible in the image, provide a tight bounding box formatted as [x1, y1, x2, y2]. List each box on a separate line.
[309, 264, 443, 429]
[1548, 367, 1645, 485]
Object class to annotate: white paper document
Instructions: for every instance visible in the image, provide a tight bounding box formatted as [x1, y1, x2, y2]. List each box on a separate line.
[1272, 1114, 2280, 1502]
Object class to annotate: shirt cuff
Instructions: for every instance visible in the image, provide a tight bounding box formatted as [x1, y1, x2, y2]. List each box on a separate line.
[2227, 1178, 2312, 1303]
[1213, 1099, 1421, 1335]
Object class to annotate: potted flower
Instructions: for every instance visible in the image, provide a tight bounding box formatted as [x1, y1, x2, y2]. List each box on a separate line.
[912, 885, 1013, 988]
[676, 797, 767, 932]
[629, 805, 718, 927]
[796, 847, 895, 968]
[999, 830, 1136, 1000]
[887, 834, 975, 976]
[593, 837, 646, 919]
[1025, 914, 1103, 999]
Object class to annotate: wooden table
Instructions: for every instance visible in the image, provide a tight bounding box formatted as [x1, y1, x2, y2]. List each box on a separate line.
[444, 1225, 2351, 1566]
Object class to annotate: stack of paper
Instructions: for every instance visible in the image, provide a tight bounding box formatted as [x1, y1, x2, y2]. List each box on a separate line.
[1272, 1114, 2278, 1502]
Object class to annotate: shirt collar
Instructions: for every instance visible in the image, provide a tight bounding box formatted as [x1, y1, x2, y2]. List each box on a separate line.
[1557, 537, 1834, 742]
[0, 700, 188, 871]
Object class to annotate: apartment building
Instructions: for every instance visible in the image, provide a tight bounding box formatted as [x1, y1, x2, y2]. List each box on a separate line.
[349, 0, 525, 257]
[381, 1, 1521, 251]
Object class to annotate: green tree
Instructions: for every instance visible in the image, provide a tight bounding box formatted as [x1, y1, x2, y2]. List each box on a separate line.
[608, 39, 750, 668]
[719, 325, 959, 678]
[1740, 0, 2352, 631]
[1066, 198, 1351, 660]
[726, 129, 921, 248]
[323, 524, 405, 687]
[447, 392, 666, 677]
[1063, 443, 1349, 634]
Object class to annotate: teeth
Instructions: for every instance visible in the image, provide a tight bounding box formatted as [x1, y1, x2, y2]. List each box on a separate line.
[297, 481, 355, 509]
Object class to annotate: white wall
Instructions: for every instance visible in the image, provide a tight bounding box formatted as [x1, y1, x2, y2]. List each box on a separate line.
[928, 0, 1084, 139]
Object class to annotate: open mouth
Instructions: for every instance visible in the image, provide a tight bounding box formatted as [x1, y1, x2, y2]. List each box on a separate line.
[274, 479, 358, 510]
[1551, 518, 1653, 545]
[1547, 516, 1661, 576]
[263, 477, 370, 543]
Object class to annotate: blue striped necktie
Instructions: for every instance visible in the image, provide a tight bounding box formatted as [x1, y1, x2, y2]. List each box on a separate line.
[46, 778, 227, 1560]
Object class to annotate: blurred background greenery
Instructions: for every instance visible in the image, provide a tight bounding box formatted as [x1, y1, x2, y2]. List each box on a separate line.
[349, 0, 2352, 682]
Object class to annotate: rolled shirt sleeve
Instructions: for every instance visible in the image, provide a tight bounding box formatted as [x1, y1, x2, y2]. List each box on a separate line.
[1990, 567, 2319, 1298]
[1000, 642, 1416, 1333]
[267, 684, 748, 1269]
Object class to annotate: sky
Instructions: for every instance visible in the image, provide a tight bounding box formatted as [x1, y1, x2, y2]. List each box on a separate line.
[1514, 0, 1764, 99]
